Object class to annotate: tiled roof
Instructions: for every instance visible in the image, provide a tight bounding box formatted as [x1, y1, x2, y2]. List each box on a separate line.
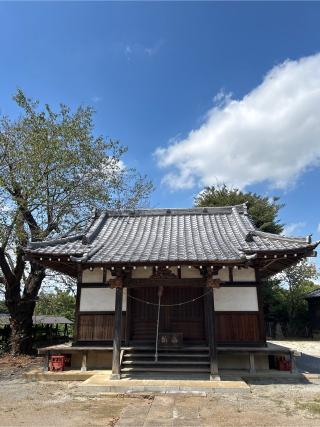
[0, 314, 73, 326]
[25, 205, 318, 264]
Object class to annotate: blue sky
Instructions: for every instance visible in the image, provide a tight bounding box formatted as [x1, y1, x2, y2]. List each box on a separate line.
[0, 2, 320, 254]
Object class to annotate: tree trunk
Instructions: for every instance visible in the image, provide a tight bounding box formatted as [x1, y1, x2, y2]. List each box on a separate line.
[4, 263, 46, 355]
[9, 302, 35, 354]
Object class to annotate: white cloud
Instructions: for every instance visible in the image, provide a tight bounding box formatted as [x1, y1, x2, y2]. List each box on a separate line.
[282, 222, 306, 236]
[123, 40, 164, 60]
[144, 40, 164, 56]
[155, 53, 320, 190]
[91, 96, 102, 103]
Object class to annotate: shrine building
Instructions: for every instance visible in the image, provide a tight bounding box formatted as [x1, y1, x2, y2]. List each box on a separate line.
[25, 205, 318, 379]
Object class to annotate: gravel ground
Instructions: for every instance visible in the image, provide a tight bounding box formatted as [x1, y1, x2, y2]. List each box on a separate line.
[0, 341, 320, 427]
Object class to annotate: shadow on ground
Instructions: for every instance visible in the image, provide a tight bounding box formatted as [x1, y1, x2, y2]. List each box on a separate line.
[244, 375, 311, 385]
[297, 353, 320, 374]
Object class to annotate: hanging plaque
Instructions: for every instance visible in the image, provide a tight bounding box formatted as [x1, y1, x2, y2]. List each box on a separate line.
[158, 332, 183, 348]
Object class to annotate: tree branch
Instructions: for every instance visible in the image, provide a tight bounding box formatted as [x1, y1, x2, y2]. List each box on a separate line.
[0, 246, 15, 287]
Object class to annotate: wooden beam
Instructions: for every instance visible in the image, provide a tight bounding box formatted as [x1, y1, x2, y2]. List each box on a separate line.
[73, 265, 82, 343]
[205, 288, 220, 381]
[125, 278, 206, 288]
[125, 288, 131, 346]
[228, 267, 233, 283]
[111, 286, 123, 379]
[102, 266, 107, 285]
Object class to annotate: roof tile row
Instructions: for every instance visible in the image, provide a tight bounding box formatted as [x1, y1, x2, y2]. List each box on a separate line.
[26, 205, 316, 264]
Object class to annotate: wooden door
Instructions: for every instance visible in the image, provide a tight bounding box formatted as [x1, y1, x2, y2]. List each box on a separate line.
[130, 287, 205, 343]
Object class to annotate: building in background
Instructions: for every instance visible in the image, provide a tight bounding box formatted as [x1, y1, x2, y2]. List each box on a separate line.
[305, 289, 320, 338]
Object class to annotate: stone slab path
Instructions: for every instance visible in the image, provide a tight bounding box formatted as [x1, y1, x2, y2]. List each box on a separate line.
[116, 395, 207, 427]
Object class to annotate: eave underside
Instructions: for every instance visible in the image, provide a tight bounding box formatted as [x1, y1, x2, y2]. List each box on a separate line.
[25, 248, 314, 280]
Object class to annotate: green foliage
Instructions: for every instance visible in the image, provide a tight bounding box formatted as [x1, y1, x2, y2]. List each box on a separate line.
[0, 88, 153, 277]
[0, 89, 153, 353]
[35, 289, 75, 321]
[195, 184, 284, 234]
[195, 184, 319, 336]
[261, 278, 289, 324]
[262, 261, 319, 336]
[0, 89, 153, 245]
[278, 260, 319, 335]
[0, 299, 8, 313]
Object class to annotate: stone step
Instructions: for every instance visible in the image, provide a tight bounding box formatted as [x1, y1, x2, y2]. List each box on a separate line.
[121, 366, 210, 373]
[122, 360, 210, 365]
[123, 353, 209, 358]
[124, 346, 209, 351]
[121, 347, 210, 376]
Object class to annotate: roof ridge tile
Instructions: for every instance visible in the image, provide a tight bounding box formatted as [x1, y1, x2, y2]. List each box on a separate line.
[96, 205, 247, 217]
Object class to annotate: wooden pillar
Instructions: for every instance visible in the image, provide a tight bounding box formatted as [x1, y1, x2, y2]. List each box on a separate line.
[205, 288, 220, 381]
[255, 269, 267, 346]
[43, 351, 50, 371]
[111, 286, 123, 379]
[289, 350, 297, 373]
[125, 288, 131, 346]
[73, 265, 82, 343]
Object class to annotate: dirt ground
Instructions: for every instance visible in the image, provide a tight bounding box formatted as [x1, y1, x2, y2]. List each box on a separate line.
[1, 340, 320, 427]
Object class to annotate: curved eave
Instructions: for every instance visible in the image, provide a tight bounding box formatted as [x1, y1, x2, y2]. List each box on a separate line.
[24, 253, 78, 278]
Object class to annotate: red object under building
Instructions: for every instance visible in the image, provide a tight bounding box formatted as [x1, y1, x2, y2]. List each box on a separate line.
[49, 355, 65, 371]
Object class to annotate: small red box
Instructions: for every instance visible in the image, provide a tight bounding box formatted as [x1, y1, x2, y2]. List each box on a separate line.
[276, 356, 291, 371]
[49, 355, 65, 372]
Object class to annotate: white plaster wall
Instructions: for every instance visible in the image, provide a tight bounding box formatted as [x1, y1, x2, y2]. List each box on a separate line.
[80, 288, 127, 311]
[214, 287, 258, 311]
[82, 268, 103, 283]
[217, 268, 230, 281]
[82, 268, 114, 283]
[106, 270, 113, 281]
[181, 266, 202, 278]
[131, 266, 153, 278]
[233, 267, 256, 282]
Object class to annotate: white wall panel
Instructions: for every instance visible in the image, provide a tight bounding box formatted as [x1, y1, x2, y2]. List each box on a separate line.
[80, 287, 127, 311]
[214, 287, 258, 311]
